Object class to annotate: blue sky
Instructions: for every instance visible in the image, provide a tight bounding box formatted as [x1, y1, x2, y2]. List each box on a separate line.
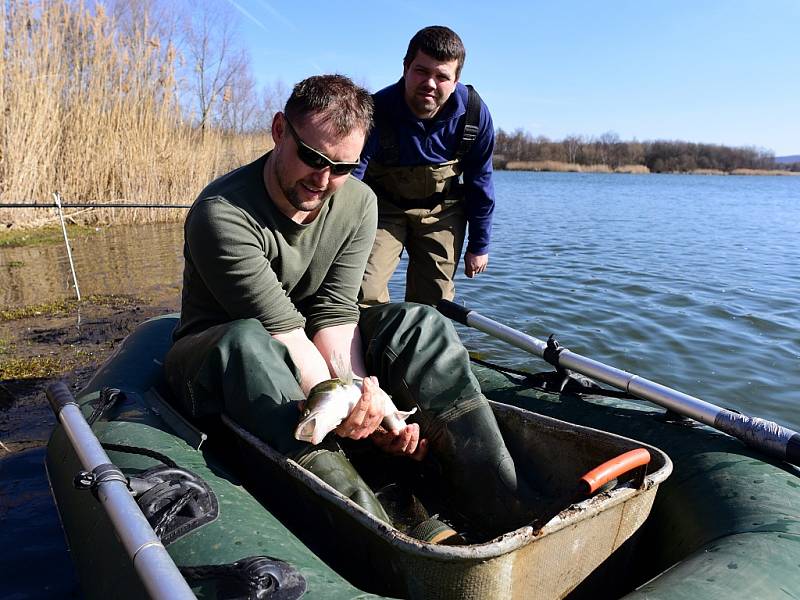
[226, 0, 799, 156]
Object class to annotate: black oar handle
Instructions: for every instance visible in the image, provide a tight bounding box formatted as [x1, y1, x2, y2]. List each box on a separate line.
[46, 381, 79, 416]
[437, 299, 471, 325]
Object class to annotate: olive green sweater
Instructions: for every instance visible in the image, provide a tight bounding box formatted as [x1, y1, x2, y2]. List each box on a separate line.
[174, 153, 378, 340]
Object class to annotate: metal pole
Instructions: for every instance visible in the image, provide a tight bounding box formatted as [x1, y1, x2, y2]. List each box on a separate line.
[46, 382, 196, 600]
[438, 300, 800, 467]
[52, 193, 81, 301]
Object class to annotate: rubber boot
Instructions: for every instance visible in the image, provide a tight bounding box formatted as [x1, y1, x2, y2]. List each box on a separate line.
[296, 448, 392, 525]
[426, 397, 541, 537]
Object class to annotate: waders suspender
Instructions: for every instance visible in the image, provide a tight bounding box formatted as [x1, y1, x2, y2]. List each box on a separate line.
[455, 85, 482, 159]
[376, 84, 483, 164]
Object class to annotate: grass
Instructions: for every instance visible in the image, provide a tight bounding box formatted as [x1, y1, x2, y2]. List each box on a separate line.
[0, 225, 99, 248]
[730, 169, 800, 176]
[0, 1, 271, 228]
[0, 294, 143, 322]
[0, 355, 63, 380]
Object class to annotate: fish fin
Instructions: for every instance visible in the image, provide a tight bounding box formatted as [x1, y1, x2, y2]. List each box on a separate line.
[330, 350, 354, 386]
[395, 407, 417, 420]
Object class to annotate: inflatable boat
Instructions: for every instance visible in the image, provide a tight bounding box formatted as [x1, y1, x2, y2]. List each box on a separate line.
[44, 310, 800, 599]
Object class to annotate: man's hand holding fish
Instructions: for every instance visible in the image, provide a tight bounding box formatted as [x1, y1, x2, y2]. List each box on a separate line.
[333, 376, 392, 440]
[370, 423, 428, 461]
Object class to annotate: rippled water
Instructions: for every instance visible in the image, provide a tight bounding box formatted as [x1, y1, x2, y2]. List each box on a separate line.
[439, 172, 800, 430]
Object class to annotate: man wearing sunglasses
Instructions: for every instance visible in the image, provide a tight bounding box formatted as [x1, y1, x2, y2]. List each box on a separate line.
[355, 25, 496, 307]
[165, 75, 535, 535]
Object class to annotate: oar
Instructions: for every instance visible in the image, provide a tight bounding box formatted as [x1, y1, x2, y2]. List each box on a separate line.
[46, 382, 196, 600]
[437, 300, 800, 467]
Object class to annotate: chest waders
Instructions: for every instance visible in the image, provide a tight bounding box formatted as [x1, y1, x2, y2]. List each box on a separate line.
[358, 303, 540, 538]
[360, 87, 483, 306]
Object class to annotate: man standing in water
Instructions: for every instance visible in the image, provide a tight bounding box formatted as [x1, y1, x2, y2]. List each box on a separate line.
[165, 74, 532, 535]
[355, 26, 497, 306]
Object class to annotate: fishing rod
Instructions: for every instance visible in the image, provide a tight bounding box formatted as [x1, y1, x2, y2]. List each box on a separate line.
[437, 300, 800, 468]
[0, 202, 192, 208]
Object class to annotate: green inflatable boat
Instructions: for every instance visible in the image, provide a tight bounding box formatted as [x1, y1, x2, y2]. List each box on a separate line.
[44, 309, 800, 599]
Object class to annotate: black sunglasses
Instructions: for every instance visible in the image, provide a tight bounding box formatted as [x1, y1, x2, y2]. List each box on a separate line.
[283, 117, 360, 176]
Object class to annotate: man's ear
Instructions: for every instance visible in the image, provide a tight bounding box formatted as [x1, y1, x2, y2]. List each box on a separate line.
[272, 112, 285, 144]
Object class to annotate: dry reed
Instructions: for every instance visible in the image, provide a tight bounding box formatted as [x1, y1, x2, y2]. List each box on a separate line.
[0, 1, 271, 227]
[730, 168, 799, 176]
[614, 164, 650, 174]
[503, 161, 650, 174]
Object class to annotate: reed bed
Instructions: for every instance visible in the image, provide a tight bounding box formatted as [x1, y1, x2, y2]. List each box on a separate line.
[730, 168, 798, 176]
[0, 1, 271, 227]
[502, 161, 651, 174]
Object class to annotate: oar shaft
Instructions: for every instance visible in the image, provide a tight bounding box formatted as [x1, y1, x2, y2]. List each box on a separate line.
[467, 311, 721, 423]
[47, 383, 196, 600]
[439, 301, 800, 467]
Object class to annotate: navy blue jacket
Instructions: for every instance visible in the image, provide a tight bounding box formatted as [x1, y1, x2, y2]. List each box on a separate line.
[353, 80, 496, 255]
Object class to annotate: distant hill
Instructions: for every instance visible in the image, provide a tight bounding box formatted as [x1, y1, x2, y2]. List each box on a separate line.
[775, 155, 800, 163]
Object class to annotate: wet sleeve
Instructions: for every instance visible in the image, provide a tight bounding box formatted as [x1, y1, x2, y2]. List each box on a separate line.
[461, 102, 496, 255]
[185, 198, 305, 333]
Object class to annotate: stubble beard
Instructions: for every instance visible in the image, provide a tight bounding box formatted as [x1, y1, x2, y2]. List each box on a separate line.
[274, 159, 332, 214]
[410, 86, 444, 118]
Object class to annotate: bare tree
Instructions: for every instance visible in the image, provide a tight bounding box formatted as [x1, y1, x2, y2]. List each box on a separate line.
[183, 2, 247, 133]
[257, 79, 291, 131]
[563, 135, 583, 164]
[595, 131, 621, 167]
[218, 58, 261, 134]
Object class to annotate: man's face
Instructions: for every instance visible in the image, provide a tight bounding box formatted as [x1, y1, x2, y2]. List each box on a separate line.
[271, 112, 365, 217]
[403, 50, 460, 119]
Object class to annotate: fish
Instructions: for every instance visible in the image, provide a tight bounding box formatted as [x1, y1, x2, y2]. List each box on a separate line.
[294, 352, 416, 445]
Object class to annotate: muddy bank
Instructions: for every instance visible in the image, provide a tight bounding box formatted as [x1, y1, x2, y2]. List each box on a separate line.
[0, 296, 178, 454]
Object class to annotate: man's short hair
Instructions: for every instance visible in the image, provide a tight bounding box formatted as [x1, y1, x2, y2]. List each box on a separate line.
[403, 26, 466, 78]
[284, 75, 373, 137]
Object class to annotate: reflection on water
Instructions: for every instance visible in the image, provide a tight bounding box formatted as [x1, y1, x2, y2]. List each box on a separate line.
[0, 223, 184, 308]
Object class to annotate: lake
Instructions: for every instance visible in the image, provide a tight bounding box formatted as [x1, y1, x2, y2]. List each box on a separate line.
[0, 170, 798, 596]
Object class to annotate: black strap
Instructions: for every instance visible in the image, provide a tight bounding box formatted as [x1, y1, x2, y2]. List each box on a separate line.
[454, 84, 482, 159]
[376, 103, 400, 164]
[87, 387, 123, 425]
[180, 556, 307, 600]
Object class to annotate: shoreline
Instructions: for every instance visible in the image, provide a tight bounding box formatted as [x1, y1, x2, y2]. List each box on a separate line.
[495, 160, 800, 176]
